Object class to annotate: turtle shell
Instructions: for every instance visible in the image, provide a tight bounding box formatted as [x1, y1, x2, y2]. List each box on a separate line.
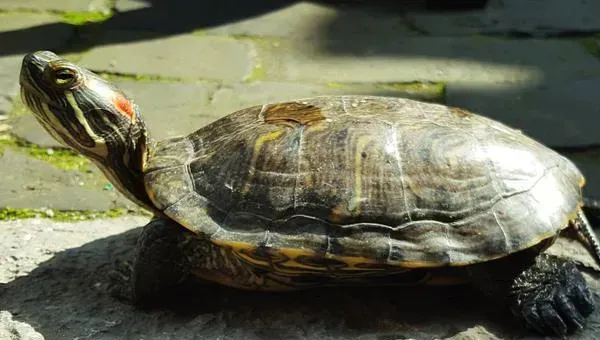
[144, 96, 583, 271]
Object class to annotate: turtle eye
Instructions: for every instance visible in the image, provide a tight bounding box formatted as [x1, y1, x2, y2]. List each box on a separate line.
[53, 68, 77, 87]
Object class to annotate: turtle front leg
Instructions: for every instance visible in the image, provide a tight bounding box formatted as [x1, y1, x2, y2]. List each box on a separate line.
[112, 217, 193, 305]
[466, 249, 595, 336]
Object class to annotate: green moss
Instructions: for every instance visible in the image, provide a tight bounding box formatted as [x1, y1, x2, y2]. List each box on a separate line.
[325, 81, 447, 101]
[0, 207, 131, 221]
[0, 8, 112, 25]
[379, 81, 447, 96]
[246, 61, 266, 83]
[96, 71, 187, 83]
[581, 36, 600, 59]
[61, 11, 112, 25]
[0, 137, 90, 172]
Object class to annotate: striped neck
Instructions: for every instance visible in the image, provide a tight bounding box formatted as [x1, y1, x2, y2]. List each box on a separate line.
[19, 50, 158, 213]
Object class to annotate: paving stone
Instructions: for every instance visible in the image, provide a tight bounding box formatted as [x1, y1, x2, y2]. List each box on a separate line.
[113, 80, 219, 140]
[10, 114, 63, 148]
[0, 0, 108, 12]
[0, 311, 44, 340]
[446, 77, 600, 147]
[1, 215, 600, 340]
[78, 31, 255, 82]
[0, 150, 135, 211]
[259, 37, 600, 84]
[0, 14, 74, 116]
[11, 80, 219, 147]
[114, 0, 149, 12]
[209, 81, 443, 120]
[407, 0, 600, 37]
[12, 79, 442, 148]
[559, 148, 600, 200]
[204, 2, 417, 40]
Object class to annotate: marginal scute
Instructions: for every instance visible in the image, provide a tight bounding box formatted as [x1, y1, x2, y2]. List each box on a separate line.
[144, 95, 584, 270]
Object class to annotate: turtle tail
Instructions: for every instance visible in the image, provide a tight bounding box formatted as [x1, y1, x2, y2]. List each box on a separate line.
[573, 209, 600, 266]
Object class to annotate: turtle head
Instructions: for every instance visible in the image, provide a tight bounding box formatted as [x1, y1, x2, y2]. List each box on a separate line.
[20, 50, 156, 211]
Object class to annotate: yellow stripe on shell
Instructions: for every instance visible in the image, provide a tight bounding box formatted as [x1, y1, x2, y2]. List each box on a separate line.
[242, 129, 285, 194]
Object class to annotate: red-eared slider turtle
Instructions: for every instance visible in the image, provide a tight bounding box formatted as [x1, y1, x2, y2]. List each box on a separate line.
[19, 51, 600, 336]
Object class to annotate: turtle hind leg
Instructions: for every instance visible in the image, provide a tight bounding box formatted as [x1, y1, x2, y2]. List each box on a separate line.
[510, 254, 594, 336]
[573, 209, 600, 265]
[111, 218, 192, 306]
[466, 248, 595, 336]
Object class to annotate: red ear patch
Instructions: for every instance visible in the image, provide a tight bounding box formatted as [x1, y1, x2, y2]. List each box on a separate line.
[113, 94, 135, 119]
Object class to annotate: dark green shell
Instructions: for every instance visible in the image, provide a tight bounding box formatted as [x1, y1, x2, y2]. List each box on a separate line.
[144, 95, 583, 270]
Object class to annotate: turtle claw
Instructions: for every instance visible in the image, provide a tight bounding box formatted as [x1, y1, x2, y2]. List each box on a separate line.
[511, 257, 594, 336]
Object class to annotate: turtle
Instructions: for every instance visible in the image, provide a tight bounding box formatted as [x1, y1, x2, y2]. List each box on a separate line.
[19, 50, 600, 336]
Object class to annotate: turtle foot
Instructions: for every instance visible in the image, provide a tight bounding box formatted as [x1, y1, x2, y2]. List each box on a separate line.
[510, 255, 595, 336]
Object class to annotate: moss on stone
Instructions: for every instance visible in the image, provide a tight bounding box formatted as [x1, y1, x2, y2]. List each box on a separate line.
[581, 36, 600, 59]
[0, 136, 90, 172]
[325, 81, 447, 101]
[61, 11, 112, 25]
[246, 62, 266, 83]
[96, 71, 188, 83]
[0, 207, 131, 221]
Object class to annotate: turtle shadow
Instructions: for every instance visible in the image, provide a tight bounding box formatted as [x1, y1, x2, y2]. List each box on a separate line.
[3, 222, 577, 340]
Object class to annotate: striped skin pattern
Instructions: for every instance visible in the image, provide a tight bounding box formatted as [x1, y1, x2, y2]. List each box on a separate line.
[20, 51, 595, 290]
[19, 51, 154, 212]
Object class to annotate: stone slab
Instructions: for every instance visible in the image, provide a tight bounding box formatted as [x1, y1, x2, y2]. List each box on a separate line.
[0, 150, 135, 211]
[204, 2, 417, 40]
[0, 14, 74, 116]
[209, 81, 444, 121]
[0, 311, 44, 340]
[12, 79, 443, 148]
[114, 80, 219, 140]
[559, 148, 600, 201]
[10, 114, 63, 148]
[10, 80, 218, 147]
[114, 0, 150, 12]
[1, 217, 600, 340]
[446, 77, 600, 147]
[0, 0, 108, 12]
[407, 0, 600, 37]
[78, 31, 255, 82]
[259, 37, 600, 84]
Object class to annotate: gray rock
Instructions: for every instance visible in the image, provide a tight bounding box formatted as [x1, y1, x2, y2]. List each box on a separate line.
[445, 326, 501, 340]
[407, 0, 600, 37]
[79, 31, 255, 82]
[259, 37, 600, 84]
[0, 311, 44, 340]
[446, 77, 600, 147]
[204, 2, 417, 40]
[0, 150, 135, 211]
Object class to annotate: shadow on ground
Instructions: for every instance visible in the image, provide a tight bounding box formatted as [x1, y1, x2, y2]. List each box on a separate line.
[0, 0, 486, 57]
[0, 221, 528, 340]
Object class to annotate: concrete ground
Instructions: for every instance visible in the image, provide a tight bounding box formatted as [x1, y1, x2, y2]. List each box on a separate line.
[1, 0, 600, 339]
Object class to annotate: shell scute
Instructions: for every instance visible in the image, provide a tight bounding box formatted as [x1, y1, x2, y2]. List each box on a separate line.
[144, 95, 584, 269]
